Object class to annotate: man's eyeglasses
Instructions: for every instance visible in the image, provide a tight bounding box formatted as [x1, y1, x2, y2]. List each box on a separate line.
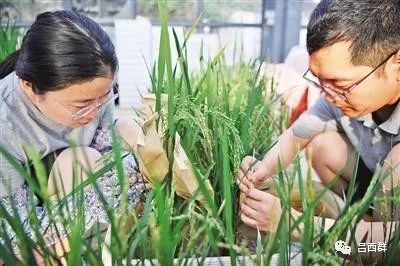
[302, 51, 397, 101]
[55, 88, 119, 121]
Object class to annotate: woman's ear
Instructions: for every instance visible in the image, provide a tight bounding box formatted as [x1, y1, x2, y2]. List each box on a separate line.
[395, 50, 400, 82]
[19, 79, 44, 103]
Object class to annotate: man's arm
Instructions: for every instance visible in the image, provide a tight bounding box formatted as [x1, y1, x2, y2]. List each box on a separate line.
[236, 127, 310, 191]
[237, 95, 341, 191]
[257, 126, 310, 182]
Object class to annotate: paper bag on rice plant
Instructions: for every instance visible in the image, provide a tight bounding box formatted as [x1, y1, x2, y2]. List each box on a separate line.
[172, 134, 214, 211]
[132, 112, 169, 186]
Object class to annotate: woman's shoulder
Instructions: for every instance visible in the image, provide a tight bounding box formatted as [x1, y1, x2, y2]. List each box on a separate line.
[0, 72, 21, 120]
[0, 72, 24, 152]
[0, 115, 14, 138]
[0, 71, 18, 105]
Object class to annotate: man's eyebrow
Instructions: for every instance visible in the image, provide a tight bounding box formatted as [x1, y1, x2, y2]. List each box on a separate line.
[310, 70, 353, 83]
[74, 88, 113, 103]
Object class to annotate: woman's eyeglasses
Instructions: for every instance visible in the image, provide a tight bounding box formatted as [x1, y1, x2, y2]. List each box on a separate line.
[54, 89, 119, 121]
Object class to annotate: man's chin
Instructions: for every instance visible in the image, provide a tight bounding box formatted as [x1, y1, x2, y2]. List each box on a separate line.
[343, 111, 357, 118]
[341, 108, 364, 118]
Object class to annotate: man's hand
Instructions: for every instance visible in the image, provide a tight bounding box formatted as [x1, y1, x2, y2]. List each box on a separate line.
[236, 156, 270, 193]
[240, 188, 282, 232]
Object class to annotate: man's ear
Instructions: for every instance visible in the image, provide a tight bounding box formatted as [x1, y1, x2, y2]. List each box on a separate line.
[19, 79, 44, 103]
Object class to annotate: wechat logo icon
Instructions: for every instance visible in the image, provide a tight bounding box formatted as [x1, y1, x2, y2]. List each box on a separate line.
[335, 240, 351, 255]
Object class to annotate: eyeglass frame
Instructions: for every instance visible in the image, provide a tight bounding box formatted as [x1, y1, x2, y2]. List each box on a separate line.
[302, 51, 397, 101]
[53, 87, 119, 121]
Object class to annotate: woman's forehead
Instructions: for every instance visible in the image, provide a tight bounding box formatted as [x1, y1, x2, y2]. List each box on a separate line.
[54, 77, 114, 101]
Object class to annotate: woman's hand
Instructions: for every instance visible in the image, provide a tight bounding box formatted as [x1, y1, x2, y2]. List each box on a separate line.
[240, 188, 282, 232]
[236, 156, 270, 193]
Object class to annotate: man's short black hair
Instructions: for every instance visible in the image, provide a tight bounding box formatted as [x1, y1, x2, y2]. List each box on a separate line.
[307, 0, 400, 67]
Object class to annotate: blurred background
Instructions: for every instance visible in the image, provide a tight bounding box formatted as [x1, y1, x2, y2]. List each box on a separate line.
[0, 0, 320, 107]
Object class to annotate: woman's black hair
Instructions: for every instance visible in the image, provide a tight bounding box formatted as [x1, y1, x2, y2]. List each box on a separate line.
[0, 10, 118, 93]
[0, 50, 20, 79]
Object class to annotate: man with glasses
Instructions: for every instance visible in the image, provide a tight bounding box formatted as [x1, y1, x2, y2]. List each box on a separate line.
[236, 0, 400, 258]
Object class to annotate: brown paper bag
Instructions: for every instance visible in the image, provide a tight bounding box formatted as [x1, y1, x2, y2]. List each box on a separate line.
[172, 134, 214, 210]
[132, 112, 169, 186]
[139, 94, 215, 209]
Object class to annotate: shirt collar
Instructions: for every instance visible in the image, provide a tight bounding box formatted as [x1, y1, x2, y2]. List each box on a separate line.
[356, 114, 376, 129]
[355, 101, 400, 134]
[379, 100, 400, 135]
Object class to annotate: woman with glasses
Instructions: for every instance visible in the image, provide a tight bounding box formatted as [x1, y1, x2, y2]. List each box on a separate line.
[0, 11, 118, 198]
[237, 0, 400, 263]
[0, 11, 151, 263]
[0, 11, 139, 201]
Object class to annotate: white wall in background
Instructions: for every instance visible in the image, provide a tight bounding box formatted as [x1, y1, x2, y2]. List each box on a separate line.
[115, 15, 261, 108]
[151, 27, 220, 72]
[219, 11, 261, 65]
[115, 18, 152, 108]
[186, 33, 219, 71]
[151, 26, 184, 71]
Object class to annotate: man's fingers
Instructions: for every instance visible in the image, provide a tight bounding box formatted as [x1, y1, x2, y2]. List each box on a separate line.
[236, 155, 261, 192]
[239, 165, 254, 181]
[236, 169, 253, 189]
[246, 188, 273, 201]
[240, 201, 258, 218]
[240, 212, 258, 229]
[236, 169, 250, 184]
[243, 155, 257, 165]
[238, 183, 250, 193]
[239, 156, 258, 177]
[243, 196, 261, 210]
[240, 211, 269, 232]
[235, 169, 244, 183]
[252, 170, 268, 184]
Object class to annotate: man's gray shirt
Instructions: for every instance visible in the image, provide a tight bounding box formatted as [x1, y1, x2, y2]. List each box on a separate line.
[292, 95, 400, 172]
[0, 72, 114, 197]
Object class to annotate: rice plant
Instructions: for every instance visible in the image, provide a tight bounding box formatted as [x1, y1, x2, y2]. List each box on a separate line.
[0, 18, 21, 62]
